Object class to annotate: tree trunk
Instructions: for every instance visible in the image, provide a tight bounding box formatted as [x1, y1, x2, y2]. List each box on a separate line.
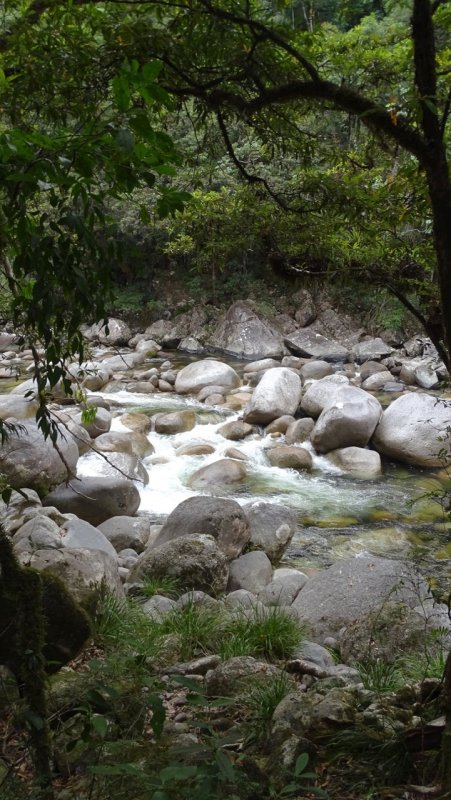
[425, 154, 451, 372]
[441, 649, 451, 795]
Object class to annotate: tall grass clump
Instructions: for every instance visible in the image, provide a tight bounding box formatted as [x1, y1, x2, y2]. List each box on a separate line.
[221, 606, 304, 661]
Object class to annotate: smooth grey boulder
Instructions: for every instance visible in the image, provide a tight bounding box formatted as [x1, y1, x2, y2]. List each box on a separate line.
[94, 431, 154, 458]
[361, 371, 394, 391]
[311, 387, 382, 453]
[153, 496, 251, 561]
[43, 476, 140, 526]
[359, 361, 389, 381]
[98, 516, 151, 553]
[352, 338, 392, 363]
[128, 534, 229, 596]
[301, 374, 350, 418]
[217, 420, 254, 440]
[135, 338, 160, 355]
[0, 421, 79, 494]
[265, 415, 295, 434]
[175, 359, 240, 394]
[291, 557, 428, 641]
[285, 418, 315, 444]
[0, 394, 38, 420]
[154, 410, 196, 434]
[294, 640, 335, 669]
[19, 547, 124, 608]
[415, 363, 439, 389]
[142, 595, 177, 621]
[285, 330, 349, 362]
[372, 393, 451, 467]
[82, 318, 131, 346]
[227, 550, 273, 594]
[243, 367, 302, 424]
[243, 358, 282, 374]
[222, 589, 258, 610]
[188, 458, 246, 490]
[325, 446, 382, 478]
[13, 515, 62, 553]
[300, 360, 333, 382]
[267, 445, 312, 471]
[176, 590, 219, 610]
[243, 501, 297, 563]
[60, 518, 118, 559]
[260, 568, 307, 606]
[102, 352, 146, 371]
[73, 406, 112, 439]
[207, 302, 284, 359]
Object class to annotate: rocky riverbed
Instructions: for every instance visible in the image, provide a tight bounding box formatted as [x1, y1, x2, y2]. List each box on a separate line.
[1, 301, 451, 776]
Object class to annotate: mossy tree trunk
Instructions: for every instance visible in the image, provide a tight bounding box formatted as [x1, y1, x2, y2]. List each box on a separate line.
[0, 526, 54, 798]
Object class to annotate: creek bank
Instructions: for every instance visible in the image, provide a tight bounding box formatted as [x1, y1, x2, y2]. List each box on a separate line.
[1, 303, 451, 795]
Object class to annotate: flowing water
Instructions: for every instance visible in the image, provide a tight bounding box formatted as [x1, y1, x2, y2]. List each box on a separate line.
[76, 383, 451, 574]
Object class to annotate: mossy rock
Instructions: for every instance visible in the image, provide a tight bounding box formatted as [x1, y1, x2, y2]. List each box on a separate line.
[0, 569, 91, 678]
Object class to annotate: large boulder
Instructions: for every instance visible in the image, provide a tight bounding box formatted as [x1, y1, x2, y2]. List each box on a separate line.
[73, 407, 112, 439]
[0, 421, 79, 494]
[227, 550, 273, 594]
[300, 374, 350, 418]
[291, 557, 428, 641]
[284, 330, 349, 362]
[43, 476, 140, 526]
[18, 547, 124, 609]
[154, 410, 196, 434]
[128, 534, 229, 596]
[88, 452, 149, 485]
[175, 359, 240, 395]
[0, 394, 38, 420]
[97, 516, 151, 554]
[0, 567, 91, 676]
[60, 518, 118, 559]
[102, 352, 146, 371]
[242, 501, 297, 563]
[372, 393, 451, 467]
[188, 458, 247, 490]
[325, 446, 382, 478]
[352, 338, 392, 363]
[266, 445, 312, 471]
[153, 496, 250, 561]
[243, 367, 302, 424]
[67, 361, 113, 391]
[207, 302, 284, 359]
[311, 387, 382, 454]
[94, 431, 154, 459]
[82, 318, 131, 346]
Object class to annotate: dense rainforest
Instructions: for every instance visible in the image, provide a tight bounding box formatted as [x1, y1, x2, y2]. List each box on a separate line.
[0, 1, 450, 799]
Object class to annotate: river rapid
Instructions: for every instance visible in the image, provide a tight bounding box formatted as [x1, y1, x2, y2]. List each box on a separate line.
[74, 354, 451, 579]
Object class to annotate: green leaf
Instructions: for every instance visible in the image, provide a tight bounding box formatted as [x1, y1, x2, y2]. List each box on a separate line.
[215, 749, 237, 783]
[148, 694, 166, 739]
[294, 752, 309, 776]
[91, 714, 109, 738]
[160, 765, 198, 784]
[142, 61, 163, 82]
[112, 74, 131, 112]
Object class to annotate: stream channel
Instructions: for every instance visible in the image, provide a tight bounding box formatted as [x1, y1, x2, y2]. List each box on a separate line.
[75, 352, 451, 579]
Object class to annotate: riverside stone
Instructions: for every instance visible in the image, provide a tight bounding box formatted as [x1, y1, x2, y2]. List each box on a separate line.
[154, 410, 196, 434]
[128, 534, 229, 596]
[285, 330, 349, 362]
[207, 302, 284, 359]
[300, 374, 350, 418]
[188, 458, 246, 490]
[325, 446, 382, 478]
[243, 367, 302, 424]
[372, 392, 451, 467]
[153, 496, 250, 561]
[311, 386, 382, 453]
[227, 550, 273, 594]
[267, 445, 312, 471]
[0, 421, 79, 494]
[43, 476, 140, 526]
[175, 359, 240, 394]
[98, 516, 152, 553]
[243, 501, 297, 563]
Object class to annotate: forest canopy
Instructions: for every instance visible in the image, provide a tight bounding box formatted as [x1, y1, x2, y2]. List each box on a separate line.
[0, 0, 450, 371]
